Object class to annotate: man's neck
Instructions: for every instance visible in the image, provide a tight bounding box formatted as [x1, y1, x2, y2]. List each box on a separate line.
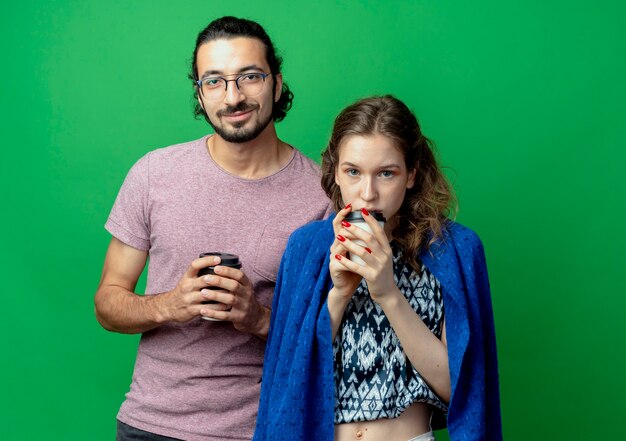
[207, 124, 293, 179]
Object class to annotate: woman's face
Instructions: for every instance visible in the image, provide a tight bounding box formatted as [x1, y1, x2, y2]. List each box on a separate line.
[335, 133, 416, 233]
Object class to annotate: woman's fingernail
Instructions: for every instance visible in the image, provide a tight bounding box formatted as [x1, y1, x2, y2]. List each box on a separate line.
[344, 203, 351, 211]
[365, 247, 372, 254]
[335, 254, 342, 261]
[204, 276, 213, 283]
[361, 207, 370, 216]
[337, 235, 346, 242]
[341, 220, 351, 228]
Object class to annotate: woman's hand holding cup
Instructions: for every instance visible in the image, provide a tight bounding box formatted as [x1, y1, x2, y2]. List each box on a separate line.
[331, 207, 398, 304]
[329, 204, 363, 300]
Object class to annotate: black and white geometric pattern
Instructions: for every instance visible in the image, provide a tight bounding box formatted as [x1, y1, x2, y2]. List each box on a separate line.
[333, 244, 448, 423]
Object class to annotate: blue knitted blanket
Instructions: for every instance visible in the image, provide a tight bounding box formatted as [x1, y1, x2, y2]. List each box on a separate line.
[254, 216, 502, 441]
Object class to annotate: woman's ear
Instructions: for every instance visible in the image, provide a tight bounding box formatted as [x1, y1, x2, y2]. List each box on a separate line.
[406, 167, 417, 189]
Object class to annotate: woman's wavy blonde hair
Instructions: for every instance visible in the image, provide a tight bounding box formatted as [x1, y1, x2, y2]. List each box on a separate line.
[321, 95, 457, 270]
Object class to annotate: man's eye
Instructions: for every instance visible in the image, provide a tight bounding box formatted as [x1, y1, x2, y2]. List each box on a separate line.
[241, 73, 262, 82]
[203, 78, 222, 88]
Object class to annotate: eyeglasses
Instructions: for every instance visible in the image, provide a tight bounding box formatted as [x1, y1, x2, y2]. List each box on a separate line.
[196, 72, 271, 100]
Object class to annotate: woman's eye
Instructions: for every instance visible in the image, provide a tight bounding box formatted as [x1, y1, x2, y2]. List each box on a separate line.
[346, 169, 359, 176]
[380, 170, 393, 178]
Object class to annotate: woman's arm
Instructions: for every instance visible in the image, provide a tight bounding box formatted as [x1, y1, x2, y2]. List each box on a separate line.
[327, 287, 353, 340]
[377, 292, 450, 402]
[333, 208, 451, 402]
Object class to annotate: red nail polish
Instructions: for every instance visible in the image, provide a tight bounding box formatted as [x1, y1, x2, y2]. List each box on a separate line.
[365, 247, 372, 254]
[361, 207, 370, 216]
[335, 254, 342, 261]
[341, 220, 351, 228]
[337, 235, 346, 242]
[344, 203, 352, 211]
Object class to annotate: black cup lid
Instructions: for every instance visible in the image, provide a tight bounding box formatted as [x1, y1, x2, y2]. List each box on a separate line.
[344, 211, 386, 222]
[199, 252, 241, 266]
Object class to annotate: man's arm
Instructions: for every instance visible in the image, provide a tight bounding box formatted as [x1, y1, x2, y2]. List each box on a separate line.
[95, 237, 270, 336]
[95, 237, 220, 334]
[94, 237, 163, 334]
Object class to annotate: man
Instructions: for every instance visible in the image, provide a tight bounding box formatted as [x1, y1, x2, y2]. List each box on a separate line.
[95, 16, 331, 441]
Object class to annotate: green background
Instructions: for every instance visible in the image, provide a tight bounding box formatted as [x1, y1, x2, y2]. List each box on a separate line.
[1, 1, 624, 439]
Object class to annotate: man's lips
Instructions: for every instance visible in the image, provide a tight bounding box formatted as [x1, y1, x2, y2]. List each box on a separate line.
[217, 104, 258, 120]
[221, 109, 255, 123]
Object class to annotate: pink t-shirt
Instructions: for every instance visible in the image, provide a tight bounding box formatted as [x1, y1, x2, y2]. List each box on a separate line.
[105, 136, 331, 441]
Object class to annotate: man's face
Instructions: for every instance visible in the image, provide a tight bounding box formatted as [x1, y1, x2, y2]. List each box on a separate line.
[195, 37, 282, 143]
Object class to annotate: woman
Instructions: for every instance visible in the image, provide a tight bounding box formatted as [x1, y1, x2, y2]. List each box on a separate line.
[254, 96, 501, 441]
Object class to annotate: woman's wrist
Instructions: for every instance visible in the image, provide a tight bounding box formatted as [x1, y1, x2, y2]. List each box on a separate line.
[328, 287, 352, 310]
[373, 286, 403, 311]
[328, 287, 353, 340]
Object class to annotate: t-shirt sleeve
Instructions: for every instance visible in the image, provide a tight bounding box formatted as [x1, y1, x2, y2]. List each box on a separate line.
[105, 153, 151, 251]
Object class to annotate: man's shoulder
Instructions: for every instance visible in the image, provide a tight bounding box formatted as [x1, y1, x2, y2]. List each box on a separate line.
[287, 147, 322, 178]
[143, 136, 206, 162]
[126, 136, 207, 177]
[276, 147, 330, 211]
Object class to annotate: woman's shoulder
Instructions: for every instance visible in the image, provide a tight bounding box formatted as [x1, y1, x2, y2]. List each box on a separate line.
[421, 220, 487, 271]
[441, 219, 484, 251]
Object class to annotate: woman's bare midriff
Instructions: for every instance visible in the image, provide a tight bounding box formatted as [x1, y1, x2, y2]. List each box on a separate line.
[334, 402, 433, 441]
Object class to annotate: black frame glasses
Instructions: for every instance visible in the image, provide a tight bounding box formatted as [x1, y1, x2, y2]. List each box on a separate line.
[196, 72, 271, 99]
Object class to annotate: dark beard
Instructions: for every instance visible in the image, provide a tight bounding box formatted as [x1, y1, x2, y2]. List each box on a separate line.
[208, 102, 273, 143]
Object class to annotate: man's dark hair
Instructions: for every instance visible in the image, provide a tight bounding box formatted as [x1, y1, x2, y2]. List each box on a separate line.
[189, 16, 293, 123]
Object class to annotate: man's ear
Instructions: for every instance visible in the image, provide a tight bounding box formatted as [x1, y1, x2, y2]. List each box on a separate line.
[273, 73, 283, 102]
[197, 92, 209, 119]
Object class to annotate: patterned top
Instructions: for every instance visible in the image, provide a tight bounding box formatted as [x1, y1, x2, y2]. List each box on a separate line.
[333, 244, 448, 423]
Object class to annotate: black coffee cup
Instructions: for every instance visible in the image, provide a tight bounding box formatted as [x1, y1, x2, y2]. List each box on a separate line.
[198, 252, 242, 321]
[344, 211, 386, 223]
[198, 252, 242, 289]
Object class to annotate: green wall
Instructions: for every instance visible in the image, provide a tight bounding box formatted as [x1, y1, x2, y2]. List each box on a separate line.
[2, 1, 625, 439]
